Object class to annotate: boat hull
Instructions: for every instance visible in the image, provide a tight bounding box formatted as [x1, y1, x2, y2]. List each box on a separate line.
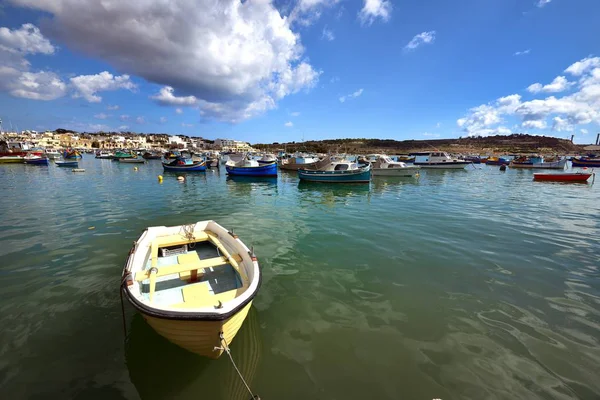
[372, 167, 419, 177]
[0, 156, 25, 163]
[162, 162, 206, 171]
[509, 159, 567, 169]
[119, 158, 146, 164]
[279, 161, 318, 171]
[56, 161, 78, 167]
[571, 158, 600, 167]
[413, 162, 470, 169]
[533, 173, 592, 182]
[298, 166, 371, 183]
[226, 162, 277, 176]
[141, 302, 252, 358]
[25, 158, 50, 165]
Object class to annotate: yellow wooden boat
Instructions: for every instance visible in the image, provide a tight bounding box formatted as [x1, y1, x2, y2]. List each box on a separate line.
[121, 220, 261, 358]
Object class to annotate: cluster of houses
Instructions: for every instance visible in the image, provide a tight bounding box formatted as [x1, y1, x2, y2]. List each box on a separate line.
[0, 130, 255, 153]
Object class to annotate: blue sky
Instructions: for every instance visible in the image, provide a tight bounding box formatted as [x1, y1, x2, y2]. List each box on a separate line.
[0, 0, 599, 143]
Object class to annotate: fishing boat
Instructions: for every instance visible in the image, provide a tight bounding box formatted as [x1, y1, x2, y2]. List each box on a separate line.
[397, 154, 415, 163]
[142, 151, 162, 160]
[509, 155, 566, 169]
[463, 155, 482, 164]
[0, 141, 29, 163]
[112, 150, 136, 160]
[163, 157, 206, 172]
[120, 220, 261, 358]
[571, 156, 600, 167]
[371, 155, 420, 177]
[412, 152, 471, 169]
[44, 149, 62, 160]
[257, 153, 277, 164]
[55, 160, 79, 167]
[119, 157, 146, 164]
[24, 155, 50, 165]
[298, 160, 371, 183]
[163, 151, 181, 160]
[63, 149, 82, 159]
[278, 153, 320, 171]
[95, 150, 113, 159]
[533, 172, 594, 182]
[485, 156, 511, 166]
[226, 156, 277, 177]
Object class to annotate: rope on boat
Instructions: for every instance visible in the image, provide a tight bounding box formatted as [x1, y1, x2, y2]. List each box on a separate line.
[218, 332, 260, 400]
[181, 223, 196, 248]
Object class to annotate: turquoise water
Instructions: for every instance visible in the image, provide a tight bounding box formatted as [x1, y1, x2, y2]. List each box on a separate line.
[0, 158, 599, 399]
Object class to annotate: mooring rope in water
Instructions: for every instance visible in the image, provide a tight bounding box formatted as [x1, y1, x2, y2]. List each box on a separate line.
[218, 333, 260, 400]
[119, 274, 128, 337]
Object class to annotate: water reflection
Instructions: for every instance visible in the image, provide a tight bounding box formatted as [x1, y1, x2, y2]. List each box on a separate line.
[371, 176, 419, 195]
[126, 307, 262, 400]
[226, 176, 278, 196]
[297, 181, 371, 207]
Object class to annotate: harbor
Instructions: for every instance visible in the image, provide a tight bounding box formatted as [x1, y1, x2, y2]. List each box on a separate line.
[1, 153, 599, 399]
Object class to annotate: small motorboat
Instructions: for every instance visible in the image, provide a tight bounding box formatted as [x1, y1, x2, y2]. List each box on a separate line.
[121, 220, 261, 358]
[44, 149, 62, 160]
[56, 160, 79, 167]
[278, 153, 320, 170]
[95, 151, 114, 159]
[142, 152, 162, 160]
[119, 157, 146, 164]
[510, 155, 566, 169]
[485, 156, 511, 166]
[226, 155, 277, 176]
[24, 155, 50, 165]
[371, 155, 419, 177]
[412, 152, 471, 169]
[571, 156, 600, 167]
[112, 150, 136, 160]
[533, 172, 594, 182]
[162, 157, 206, 171]
[298, 160, 371, 183]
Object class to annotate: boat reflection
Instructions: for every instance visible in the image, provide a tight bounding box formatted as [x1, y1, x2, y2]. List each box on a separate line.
[370, 175, 420, 194]
[126, 307, 262, 400]
[226, 175, 278, 196]
[297, 181, 371, 207]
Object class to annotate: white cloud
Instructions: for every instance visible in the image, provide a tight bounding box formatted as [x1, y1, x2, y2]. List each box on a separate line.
[70, 71, 136, 102]
[159, 116, 167, 123]
[423, 132, 440, 138]
[175, 108, 183, 114]
[522, 120, 547, 129]
[552, 116, 573, 131]
[118, 125, 129, 131]
[514, 49, 531, 56]
[339, 88, 364, 103]
[119, 115, 129, 121]
[435, 122, 441, 128]
[284, 121, 293, 127]
[0, 23, 55, 55]
[527, 76, 573, 93]
[11, 0, 320, 122]
[359, 0, 392, 25]
[321, 26, 335, 41]
[0, 69, 66, 100]
[457, 56, 600, 136]
[290, 111, 301, 117]
[107, 104, 119, 110]
[135, 116, 145, 124]
[564, 57, 600, 76]
[181, 123, 193, 128]
[581, 128, 589, 134]
[404, 31, 436, 51]
[151, 86, 197, 106]
[537, 0, 552, 8]
[94, 113, 109, 119]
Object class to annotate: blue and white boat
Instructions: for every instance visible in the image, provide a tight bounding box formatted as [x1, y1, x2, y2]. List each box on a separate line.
[412, 152, 470, 169]
[257, 153, 277, 164]
[24, 155, 50, 165]
[226, 155, 277, 176]
[162, 157, 206, 172]
[298, 160, 371, 183]
[56, 160, 79, 167]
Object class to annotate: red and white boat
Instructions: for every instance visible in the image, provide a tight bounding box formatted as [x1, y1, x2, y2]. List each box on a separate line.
[533, 172, 594, 182]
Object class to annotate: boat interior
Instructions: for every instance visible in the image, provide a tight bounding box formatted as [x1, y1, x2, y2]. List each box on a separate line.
[134, 231, 249, 310]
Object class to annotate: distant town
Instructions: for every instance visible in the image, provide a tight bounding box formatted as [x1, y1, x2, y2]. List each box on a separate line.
[0, 129, 256, 153]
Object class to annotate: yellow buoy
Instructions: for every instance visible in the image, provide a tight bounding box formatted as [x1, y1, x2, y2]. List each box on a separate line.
[158, 175, 163, 183]
[177, 176, 185, 182]
[134, 167, 138, 171]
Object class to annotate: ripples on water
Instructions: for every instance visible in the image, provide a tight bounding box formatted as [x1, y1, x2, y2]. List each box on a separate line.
[0, 159, 598, 399]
